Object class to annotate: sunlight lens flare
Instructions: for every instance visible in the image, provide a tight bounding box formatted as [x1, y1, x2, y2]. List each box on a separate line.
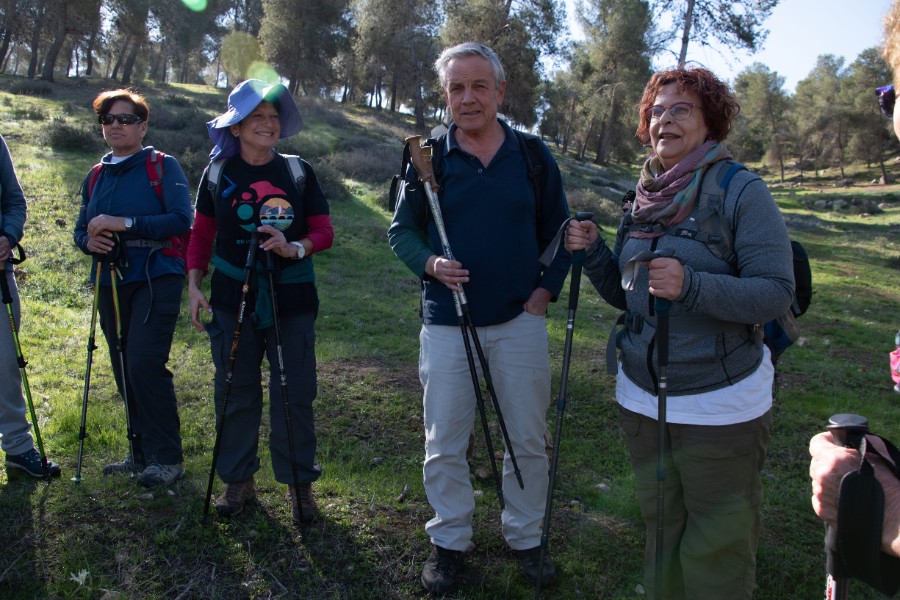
[181, 0, 207, 11]
[247, 61, 279, 85]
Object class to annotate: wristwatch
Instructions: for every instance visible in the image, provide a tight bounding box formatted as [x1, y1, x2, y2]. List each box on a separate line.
[290, 241, 306, 259]
[123, 217, 134, 231]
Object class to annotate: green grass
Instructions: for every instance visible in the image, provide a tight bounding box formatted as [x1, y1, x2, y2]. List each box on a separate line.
[0, 73, 898, 598]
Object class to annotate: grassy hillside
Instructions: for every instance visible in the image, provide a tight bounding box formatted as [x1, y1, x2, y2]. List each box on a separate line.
[0, 74, 898, 599]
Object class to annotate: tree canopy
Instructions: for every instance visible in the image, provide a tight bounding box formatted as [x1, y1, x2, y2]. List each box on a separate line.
[2, 0, 896, 177]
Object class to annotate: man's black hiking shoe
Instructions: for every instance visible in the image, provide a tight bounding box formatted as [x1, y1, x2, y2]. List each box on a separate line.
[5, 448, 61, 479]
[512, 546, 556, 586]
[421, 545, 463, 595]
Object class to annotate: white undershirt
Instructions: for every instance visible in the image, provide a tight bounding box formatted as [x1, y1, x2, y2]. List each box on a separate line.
[616, 346, 774, 426]
[109, 153, 132, 164]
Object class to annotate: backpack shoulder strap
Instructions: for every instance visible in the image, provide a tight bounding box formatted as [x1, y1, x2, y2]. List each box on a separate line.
[427, 134, 447, 185]
[86, 163, 104, 199]
[207, 158, 229, 198]
[282, 154, 307, 197]
[146, 149, 165, 204]
[694, 159, 747, 264]
[514, 130, 546, 196]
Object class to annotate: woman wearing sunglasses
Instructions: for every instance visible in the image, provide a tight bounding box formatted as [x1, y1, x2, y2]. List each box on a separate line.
[73, 89, 192, 488]
[566, 67, 794, 599]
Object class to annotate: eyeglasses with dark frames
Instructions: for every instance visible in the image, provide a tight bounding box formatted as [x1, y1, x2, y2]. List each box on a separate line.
[648, 102, 696, 122]
[876, 85, 895, 119]
[98, 113, 143, 126]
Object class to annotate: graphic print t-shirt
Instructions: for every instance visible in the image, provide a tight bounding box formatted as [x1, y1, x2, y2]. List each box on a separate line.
[195, 154, 329, 316]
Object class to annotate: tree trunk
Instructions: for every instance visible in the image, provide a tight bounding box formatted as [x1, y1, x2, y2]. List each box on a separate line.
[677, 0, 696, 67]
[594, 121, 607, 165]
[121, 39, 142, 84]
[28, 1, 49, 79]
[562, 94, 578, 155]
[41, 1, 69, 82]
[111, 36, 129, 80]
[578, 119, 596, 161]
[85, 27, 97, 76]
[0, 28, 11, 68]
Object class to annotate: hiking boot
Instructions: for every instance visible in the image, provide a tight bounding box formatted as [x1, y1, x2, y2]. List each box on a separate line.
[103, 454, 145, 475]
[288, 483, 319, 523]
[137, 462, 184, 488]
[512, 546, 556, 586]
[215, 478, 255, 517]
[421, 545, 463, 595]
[5, 448, 61, 479]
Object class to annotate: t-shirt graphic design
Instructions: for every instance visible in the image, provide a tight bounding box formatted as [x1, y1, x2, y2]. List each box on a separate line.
[232, 180, 296, 232]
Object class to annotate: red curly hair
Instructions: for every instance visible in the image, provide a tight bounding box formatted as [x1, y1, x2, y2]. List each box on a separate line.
[635, 66, 740, 146]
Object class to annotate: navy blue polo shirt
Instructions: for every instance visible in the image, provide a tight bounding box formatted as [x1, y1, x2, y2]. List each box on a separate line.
[390, 120, 571, 327]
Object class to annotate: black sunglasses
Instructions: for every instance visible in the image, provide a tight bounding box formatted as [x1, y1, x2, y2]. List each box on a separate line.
[876, 85, 895, 119]
[98, 113, 143, 126]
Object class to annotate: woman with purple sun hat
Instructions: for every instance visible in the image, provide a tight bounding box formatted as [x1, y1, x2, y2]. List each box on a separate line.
[187, 79, 333, 523]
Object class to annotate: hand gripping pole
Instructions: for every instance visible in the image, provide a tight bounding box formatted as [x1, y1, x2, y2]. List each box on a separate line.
[203, 232, 259, 519]
[406, 136, 524, 509]
[534, 212, 593, 598]
[0, 244, 52, 480]
[72, 260, 103, 482]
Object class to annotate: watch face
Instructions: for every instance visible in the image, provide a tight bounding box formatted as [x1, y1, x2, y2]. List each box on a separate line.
[125, 218, 133, 229]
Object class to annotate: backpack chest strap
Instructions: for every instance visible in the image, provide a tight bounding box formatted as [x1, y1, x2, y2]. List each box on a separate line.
[605, 311, 754, 374]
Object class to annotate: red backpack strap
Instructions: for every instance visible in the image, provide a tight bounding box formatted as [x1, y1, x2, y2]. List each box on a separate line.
[146, 149, 165, 204]
[86, 163, 103, 199]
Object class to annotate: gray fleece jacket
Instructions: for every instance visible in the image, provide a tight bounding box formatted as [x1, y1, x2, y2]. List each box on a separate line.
[583, 166, 795, 395]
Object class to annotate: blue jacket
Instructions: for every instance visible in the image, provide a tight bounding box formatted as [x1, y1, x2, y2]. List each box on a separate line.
[0, 135, 26, 273]
[74, 147, 192, 285]
[388, 121, 571, 327]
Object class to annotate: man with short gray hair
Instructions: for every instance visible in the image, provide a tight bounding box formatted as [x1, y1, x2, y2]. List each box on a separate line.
[389, 41, 571, 594]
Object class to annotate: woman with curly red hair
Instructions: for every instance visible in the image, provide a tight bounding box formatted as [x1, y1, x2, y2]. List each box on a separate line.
[567, 66, 794, 599]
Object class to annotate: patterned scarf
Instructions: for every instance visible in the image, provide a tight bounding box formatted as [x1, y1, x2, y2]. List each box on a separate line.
[629, 141, 732, 238]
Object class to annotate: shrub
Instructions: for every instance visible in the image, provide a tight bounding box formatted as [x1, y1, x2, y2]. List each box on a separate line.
[336, 134, 378, 152]
[566, 187, 621, 227]
[174, 146, 209, 190]
[150, 105, 207, 131]
[37, 118, 103, 153]
[162, 93, 193, 108]
[9, 79, 53, 96]
[16, 105, 49, 121]
[145, 127, 210, 157]
[324, 147, 396, 183]
[279, 132, 330, 161]
[311, 161, 351, 202]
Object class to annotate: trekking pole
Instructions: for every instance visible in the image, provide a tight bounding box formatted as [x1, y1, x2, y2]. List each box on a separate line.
[653, 292, 672, 600]
[0, 243, 51, 481]
[534, 212, 593, 599]
[405, 136, 522, 507]
[621, 248, 675, 600]
[72, 260, 103, 482]
[823, 413, 869, 600]
[203, 231, 259, 519]
[108, 254, 139, 477]
[263, 248, 305, 524]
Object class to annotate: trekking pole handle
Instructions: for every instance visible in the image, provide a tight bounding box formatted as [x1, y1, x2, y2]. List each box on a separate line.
[5, 242, 25, 265]
[823, 413, 869, 600]
[245, 231, 260, 270]
[570, 212, 593, 267]
[827, 413, 869, 450]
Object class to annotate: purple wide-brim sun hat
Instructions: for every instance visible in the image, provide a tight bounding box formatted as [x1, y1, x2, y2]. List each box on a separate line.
[207, 79, 303, 161]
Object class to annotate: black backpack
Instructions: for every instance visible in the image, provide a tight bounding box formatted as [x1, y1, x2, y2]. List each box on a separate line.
[389, 129, 546, 215]
[621, 160, 812, 363]
[207, 154, 307, 200]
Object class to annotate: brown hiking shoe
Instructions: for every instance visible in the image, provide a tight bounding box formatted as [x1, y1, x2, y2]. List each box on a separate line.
[421, 545, 463, 594]
[288, 483, 319, 523]
[215, 477, 255, 517]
